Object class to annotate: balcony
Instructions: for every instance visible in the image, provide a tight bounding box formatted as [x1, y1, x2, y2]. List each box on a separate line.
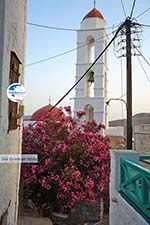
[120, 156, 150, 219]
[110, 150, 150, 225]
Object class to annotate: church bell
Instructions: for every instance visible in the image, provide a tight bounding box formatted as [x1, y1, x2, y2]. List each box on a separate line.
[87, 71, 94, 84]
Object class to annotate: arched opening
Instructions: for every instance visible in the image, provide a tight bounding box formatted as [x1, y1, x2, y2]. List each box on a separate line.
[86, 36, 95, 63]
[85, 70, 95, 97]
[84, 104, 94, 121]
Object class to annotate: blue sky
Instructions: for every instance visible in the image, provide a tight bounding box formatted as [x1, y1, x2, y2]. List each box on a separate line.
[24, 0, 150, 121]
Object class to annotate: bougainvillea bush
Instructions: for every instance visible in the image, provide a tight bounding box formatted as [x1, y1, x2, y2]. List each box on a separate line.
[22, 107, 110, 216]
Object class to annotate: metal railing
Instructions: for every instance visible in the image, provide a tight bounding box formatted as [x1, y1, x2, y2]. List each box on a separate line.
[139, 155, 150, 166]
[120, 157, 150, 218]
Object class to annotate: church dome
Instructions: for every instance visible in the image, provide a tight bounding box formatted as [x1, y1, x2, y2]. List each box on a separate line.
[82, 8, 104, 21]
[31, 104, 65, 121]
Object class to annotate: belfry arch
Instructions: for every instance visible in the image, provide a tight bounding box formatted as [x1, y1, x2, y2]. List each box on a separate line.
[86, 36, 95, 63]
[84, 104, 94, 121]
[85, 70, 95, 97]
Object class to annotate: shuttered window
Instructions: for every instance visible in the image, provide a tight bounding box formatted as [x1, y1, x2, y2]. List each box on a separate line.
[8, 51, 21, 130]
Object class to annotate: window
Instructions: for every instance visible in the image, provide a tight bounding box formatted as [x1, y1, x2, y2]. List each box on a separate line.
[8, 51, 21, 130]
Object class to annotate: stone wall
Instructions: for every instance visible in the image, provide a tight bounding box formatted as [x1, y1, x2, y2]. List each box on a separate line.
[134, 124, 150, 154]
[109, 150, 149, 225]
[0, 1, 26, 225]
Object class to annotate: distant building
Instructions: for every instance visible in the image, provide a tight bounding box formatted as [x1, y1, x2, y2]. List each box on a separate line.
[23, 115, 32, 127]
[0, 0, 26, 224]
[74, 7, 109, 125]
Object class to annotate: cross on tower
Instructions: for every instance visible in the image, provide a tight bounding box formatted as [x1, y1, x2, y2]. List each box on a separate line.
[94, 0, 96, 8]
[48, 96, 51, 104]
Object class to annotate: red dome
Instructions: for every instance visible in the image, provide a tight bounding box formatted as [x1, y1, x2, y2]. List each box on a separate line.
[83, 8, 104, 21]
[31, 104, 65, 121]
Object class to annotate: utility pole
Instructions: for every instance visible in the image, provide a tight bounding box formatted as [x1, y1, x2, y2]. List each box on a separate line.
[125, 18, 132, 149]
[113, 19, 141, 149]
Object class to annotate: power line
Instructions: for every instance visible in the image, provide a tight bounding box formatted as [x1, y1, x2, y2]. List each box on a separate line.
[26, 47, 80, 67]
[28, 21, 126, 128]
[120, 47, 124, 119]
[133, 45, 150, 67]
[138, 23, 150, 28]
[121, 0, 127, 18]
[130, 0, 137, 18]
[41, 23, 125, 113]
[136, 55, 150, 84]
[27, 22, 76, 31]
[26, 30, 116, 67]
[118, 93, 126, 99]
[132, 41, 150, 84]
[135, 7, 150, 19]
[27, 22, 118, 32]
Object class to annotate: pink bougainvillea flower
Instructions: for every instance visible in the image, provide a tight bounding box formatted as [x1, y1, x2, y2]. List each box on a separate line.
[21, 107, 111, 214]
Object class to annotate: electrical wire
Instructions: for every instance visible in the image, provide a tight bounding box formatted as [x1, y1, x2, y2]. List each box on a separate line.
[138, 23, 150, 28]
[28, 21, 126, 128]
[27, 22, 118, 32]
[40, 22, 126, 113]
[132, 41, 150, 84]
[121, 0, 127, 18]
[120, 45, 124, 119]
[26, 30, 116, 67]
[133, 45, 150, 67]
[136, 55, 150, 84]
[26, 47, 80, 67]
[118, 93, 126, 99]
[130, 0, 137, 18]
[135, 7, 150, 19]
[27, 22, 76, 31]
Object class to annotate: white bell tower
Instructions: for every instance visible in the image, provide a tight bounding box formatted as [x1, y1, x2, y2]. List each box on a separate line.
[74, 6, 109, 125]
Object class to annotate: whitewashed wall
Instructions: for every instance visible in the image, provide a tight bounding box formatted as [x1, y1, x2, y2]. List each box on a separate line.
[0, 0, 26, 224]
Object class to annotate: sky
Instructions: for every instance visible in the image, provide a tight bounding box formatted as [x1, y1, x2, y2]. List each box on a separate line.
[24, 0, 150, 121]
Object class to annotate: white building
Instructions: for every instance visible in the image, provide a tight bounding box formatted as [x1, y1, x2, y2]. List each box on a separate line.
[0, 0, 26, 224]
[74, 7, 109, 125]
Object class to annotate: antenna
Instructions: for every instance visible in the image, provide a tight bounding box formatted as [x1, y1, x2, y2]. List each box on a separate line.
[94, 0, 96, 8]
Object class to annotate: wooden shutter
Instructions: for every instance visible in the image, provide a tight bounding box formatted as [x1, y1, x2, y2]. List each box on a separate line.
[8, 51, 21, 131]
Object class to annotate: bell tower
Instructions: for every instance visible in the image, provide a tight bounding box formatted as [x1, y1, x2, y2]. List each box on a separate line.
[74, 6, 109, 125]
